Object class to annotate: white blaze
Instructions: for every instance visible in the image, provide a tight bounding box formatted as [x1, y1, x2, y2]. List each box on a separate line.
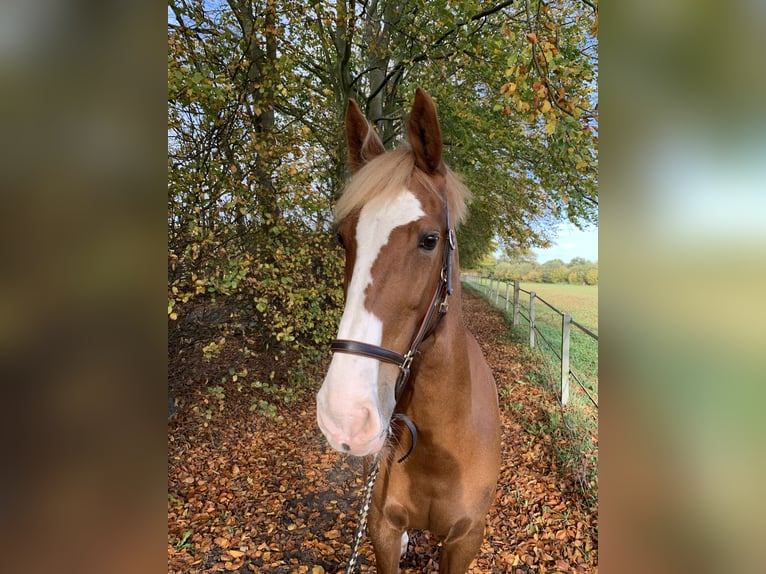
[317, 190, 424, 454]
[338, 190, 425, 341]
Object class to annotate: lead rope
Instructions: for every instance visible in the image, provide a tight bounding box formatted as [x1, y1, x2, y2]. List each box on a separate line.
[345, 415, 417, 573]
[345, 454, 380, 574]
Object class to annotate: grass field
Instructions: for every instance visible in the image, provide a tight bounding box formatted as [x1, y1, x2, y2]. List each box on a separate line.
[517, 282, 598, 407]
[518, 282, 598, 334]
[464, 277, 598, 388]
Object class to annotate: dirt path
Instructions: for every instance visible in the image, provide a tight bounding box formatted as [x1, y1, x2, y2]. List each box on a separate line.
[168, 289, 597, 573]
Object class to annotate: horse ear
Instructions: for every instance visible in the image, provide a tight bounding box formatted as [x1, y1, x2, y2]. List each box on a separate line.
[407, 88, 443, 174]
[345, 99, 385, 173]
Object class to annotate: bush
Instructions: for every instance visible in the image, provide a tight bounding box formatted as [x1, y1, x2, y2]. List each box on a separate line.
[523, 269, 541, 282]
[169, 222, 345, 374]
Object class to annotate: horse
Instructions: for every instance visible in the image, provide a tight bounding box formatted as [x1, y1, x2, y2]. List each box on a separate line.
[316, 88, 501, 573]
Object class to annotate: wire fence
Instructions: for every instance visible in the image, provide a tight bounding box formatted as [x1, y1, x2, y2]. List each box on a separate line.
[462, 272, 599, 503]
[462, 273, 598, 409]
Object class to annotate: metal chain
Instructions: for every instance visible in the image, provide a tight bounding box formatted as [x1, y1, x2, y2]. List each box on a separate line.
[346, 455, 381, 574]
[345, 415, 417, 572]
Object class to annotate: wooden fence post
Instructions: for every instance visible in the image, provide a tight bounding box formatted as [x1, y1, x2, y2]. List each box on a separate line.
[529, 291, 536, 348]
[561, 314, 571, 406]
[504, 282, 510, 312]
[513, 280, 520, 327]
[495, 280, 500, 305]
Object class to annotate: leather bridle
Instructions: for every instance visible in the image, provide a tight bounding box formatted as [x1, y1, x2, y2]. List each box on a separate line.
[330, 198, 456, 461]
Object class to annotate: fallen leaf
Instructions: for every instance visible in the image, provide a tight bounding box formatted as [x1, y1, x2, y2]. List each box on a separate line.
[168, 290, 598, 574]
[214, 537, 230, 549]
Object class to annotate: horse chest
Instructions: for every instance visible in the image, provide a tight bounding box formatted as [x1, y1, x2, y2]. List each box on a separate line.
[376, 460, 473, 533]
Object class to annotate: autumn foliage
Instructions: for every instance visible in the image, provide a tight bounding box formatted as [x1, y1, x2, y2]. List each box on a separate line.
[168, 290, 597, 572]
[168, 0, 598, 365]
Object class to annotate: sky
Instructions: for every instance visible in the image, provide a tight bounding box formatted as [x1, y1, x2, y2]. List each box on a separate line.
[531, 222, 598, 263]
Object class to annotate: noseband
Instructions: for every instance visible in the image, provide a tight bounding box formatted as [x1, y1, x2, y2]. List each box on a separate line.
[330, 198, 456, 460]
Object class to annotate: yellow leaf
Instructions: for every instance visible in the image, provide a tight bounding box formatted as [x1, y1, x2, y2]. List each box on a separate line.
[215, 537, 230, 548]
[540, 100, 551, 113]
[312, 566, 325, 574]
[545, 117, 557, 135]
[228, 550, 244, 558]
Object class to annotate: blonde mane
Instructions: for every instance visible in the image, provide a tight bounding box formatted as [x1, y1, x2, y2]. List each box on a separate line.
[334, 145, 471, 225]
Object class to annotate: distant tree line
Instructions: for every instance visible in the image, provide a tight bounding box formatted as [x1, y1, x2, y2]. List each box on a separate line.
[473, 255, 598, 285]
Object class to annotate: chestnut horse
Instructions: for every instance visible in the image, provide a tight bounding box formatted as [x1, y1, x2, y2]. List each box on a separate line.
[316, 89, 501, 573]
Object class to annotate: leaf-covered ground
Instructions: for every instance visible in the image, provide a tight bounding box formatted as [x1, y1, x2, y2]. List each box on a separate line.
[168, 289, 598, 573]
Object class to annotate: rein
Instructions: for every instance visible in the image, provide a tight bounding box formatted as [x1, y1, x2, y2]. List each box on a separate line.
[333, 199, 456, 574]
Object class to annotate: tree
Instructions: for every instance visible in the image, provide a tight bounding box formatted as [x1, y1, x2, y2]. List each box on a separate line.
[168, 0, 598, 364]
[540, 259, 568, 283]
[567, 270, 581, 284]
[168, 0, 346, 356]
[406, 0, 598, 263]
[523, 269, 542, 282]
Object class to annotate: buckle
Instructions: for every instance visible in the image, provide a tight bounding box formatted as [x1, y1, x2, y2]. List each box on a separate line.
[401, 350, 415, 372]
[439, 298, 449, 313]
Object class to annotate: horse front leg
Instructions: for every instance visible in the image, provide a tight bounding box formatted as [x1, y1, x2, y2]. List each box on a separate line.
[368, 503, 408, 574]
[438, 517, 486, 574]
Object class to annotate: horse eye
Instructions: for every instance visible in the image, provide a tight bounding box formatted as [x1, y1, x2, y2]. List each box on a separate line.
[419, 233, 439, 251]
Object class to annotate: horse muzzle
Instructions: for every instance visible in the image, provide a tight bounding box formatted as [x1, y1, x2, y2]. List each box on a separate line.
[316, 394, 388, 456]
[317, 410, 387, 456]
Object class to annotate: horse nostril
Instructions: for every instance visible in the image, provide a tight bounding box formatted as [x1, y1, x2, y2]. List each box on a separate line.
[341, 443, 351, 452]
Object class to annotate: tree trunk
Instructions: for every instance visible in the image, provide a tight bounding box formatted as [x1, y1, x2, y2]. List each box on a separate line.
[229, 0, 280, 231]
